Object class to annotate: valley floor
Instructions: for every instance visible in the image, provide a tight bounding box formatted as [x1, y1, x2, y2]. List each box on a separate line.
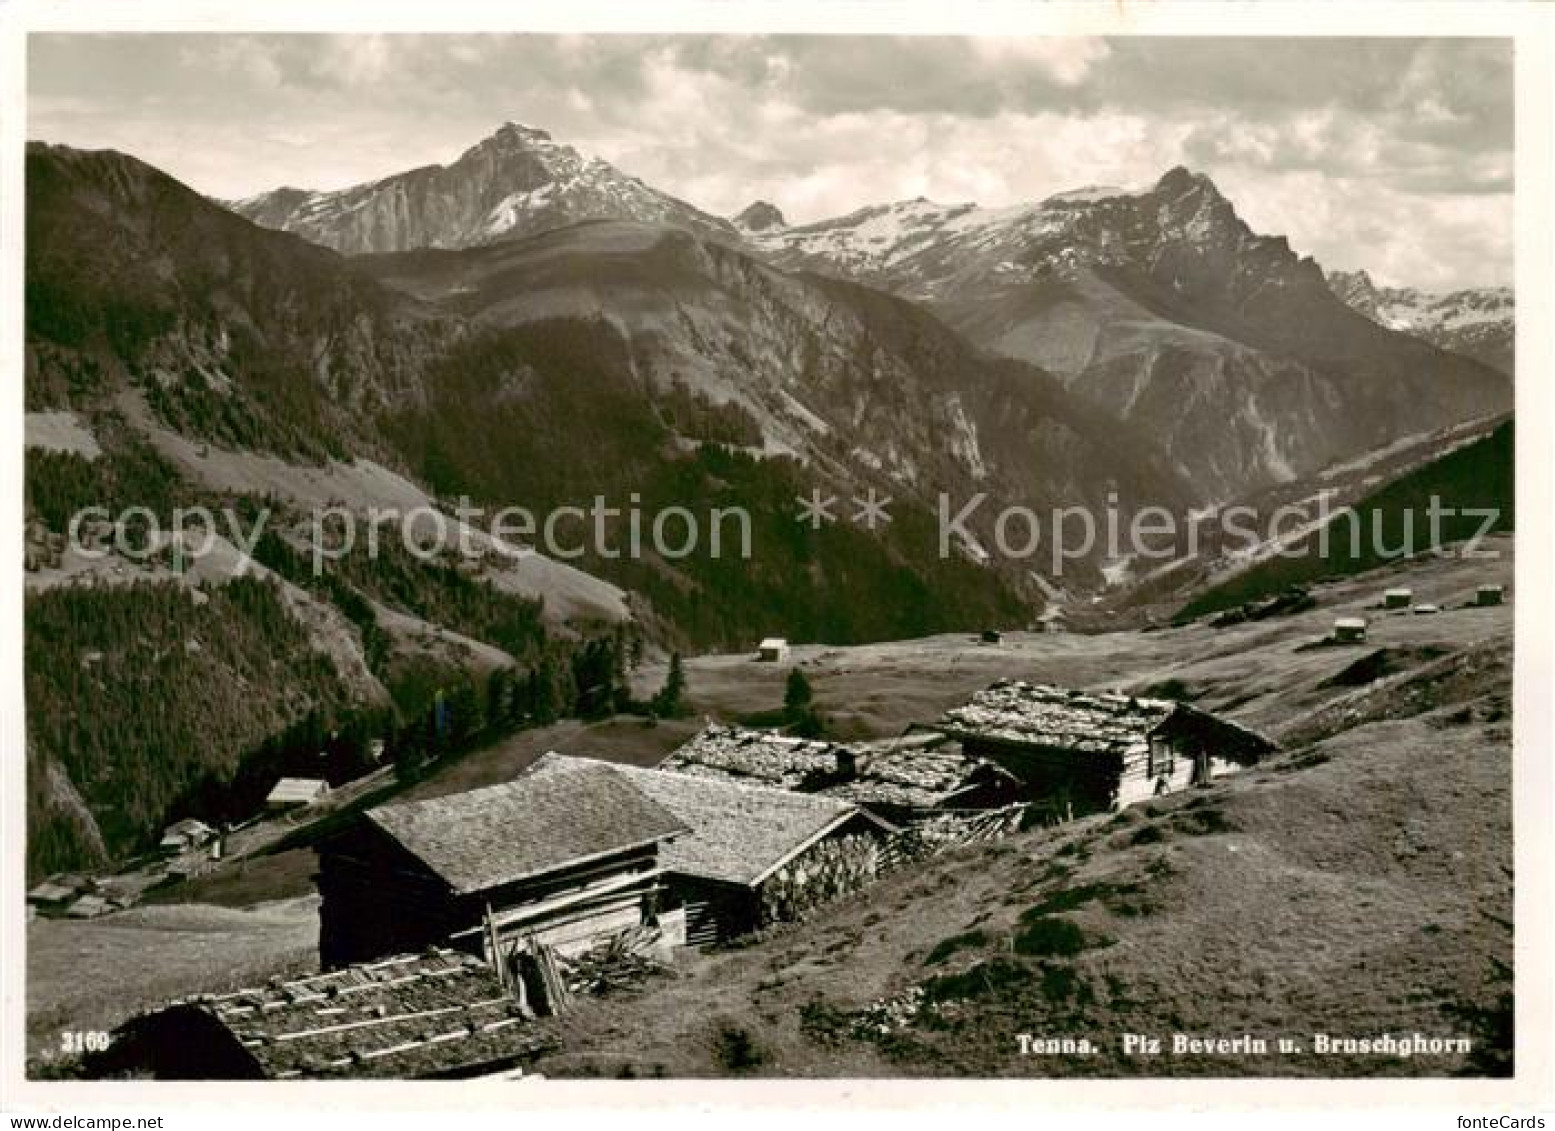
[25, 537, 1515, 1076]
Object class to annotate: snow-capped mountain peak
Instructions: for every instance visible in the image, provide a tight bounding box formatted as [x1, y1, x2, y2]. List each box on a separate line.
[742, 165, 1298, 301]
[229, 122, 736, 254]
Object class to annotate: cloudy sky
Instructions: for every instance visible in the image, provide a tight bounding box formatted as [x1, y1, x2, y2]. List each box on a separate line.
[28, 34, 1512, 289]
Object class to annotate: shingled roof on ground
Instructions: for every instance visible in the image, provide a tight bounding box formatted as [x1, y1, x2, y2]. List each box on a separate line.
[526, 753, 892, 887]
[103, 950, 557, 1079]
[367, 760, 688, 894]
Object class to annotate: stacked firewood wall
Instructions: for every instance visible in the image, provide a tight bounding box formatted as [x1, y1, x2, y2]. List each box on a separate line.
[758, 835, 880, 924]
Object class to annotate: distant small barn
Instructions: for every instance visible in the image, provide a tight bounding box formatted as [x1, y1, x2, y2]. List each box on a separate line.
[1384, 588, 1413, 610]
[27, 876, 85, 913]
[158, 818, 216, 855]
[757, 637, 790, 662]
[526, 753, 893, 946]
[266, 777, 330, 812]
[932, 681, 1276, 818]
[1476, 584, 1505, 607]
[89, 949, 556, 1080]
[315, 761, 686, 968]
[1334, 617, 1368, 643]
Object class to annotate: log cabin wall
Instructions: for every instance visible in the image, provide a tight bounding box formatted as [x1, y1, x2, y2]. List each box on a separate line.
[959, 736, 1124, 818]
[317, 826, 466, 968]
[317, 825, 664, 967]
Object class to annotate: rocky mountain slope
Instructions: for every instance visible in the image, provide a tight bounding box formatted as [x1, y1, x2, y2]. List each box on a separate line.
[42, 544, 1510, 1077]
[227, 125, 1511, 504]
[744, 170, 1512, 502]
[1327, 269, 1514, 377]
[229, 122, 736, 255]
[357, 217, 1193, 547]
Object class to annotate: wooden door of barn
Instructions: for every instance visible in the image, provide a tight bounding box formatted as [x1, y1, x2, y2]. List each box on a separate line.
[684, 900, 722, 948]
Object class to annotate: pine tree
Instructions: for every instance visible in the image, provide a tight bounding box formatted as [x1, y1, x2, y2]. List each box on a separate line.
[447, 675, 485, 750]
[653, 652, 689, 718]
[783, 667, 813, 720]
[530, 655, 567, 725]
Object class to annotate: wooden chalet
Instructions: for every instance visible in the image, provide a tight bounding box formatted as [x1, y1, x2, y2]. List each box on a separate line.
[26, 875, 85, 914]
[527, 754, 893, 947]
[933, 681, 1276, 818]
[91, 949, 557, 1080]
[158, 817, 216, 855]
[315, 761, 687, 968]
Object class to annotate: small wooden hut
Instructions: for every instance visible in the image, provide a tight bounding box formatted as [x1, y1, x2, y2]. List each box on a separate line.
[1334, 617, 1368, 643]
[932, 681, 1275, 819]
[265, 777, 330, 812]
[315, 761, 687, 968]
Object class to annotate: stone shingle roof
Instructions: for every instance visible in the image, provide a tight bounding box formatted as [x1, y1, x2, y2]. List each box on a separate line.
[662, 724, 1002, 811]
[528, 753, 883, 888]
[935, 680, 1275, 761]
[367, 761, 687, 894]
[936, 680, 1176, 756]
[657, 723, 848, 789]
[135, 949, 556, 1079]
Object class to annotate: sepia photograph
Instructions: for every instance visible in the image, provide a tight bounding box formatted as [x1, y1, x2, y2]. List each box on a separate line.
[3, 1, 1550, 1117]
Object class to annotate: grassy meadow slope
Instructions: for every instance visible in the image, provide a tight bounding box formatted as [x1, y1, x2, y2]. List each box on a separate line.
[528, 541, 1512, 1077]
[28, 538, 1514, 1075]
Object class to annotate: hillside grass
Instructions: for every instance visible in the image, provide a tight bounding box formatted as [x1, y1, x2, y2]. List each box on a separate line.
[28, 541, 1515, 1075]
[530, 547, 1513, 1078]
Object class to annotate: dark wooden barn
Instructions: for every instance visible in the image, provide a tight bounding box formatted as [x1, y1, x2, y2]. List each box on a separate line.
[933, 681, 1276, 819]
[315, 760, 687, 968]
[90, 950, 556, 1080]
[526, 753, 894, 947]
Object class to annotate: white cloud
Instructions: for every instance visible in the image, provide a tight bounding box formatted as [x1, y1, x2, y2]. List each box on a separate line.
[968, 36, 1110, 86]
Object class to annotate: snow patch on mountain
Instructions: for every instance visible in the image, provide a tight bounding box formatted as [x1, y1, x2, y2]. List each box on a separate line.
[230, 122, 736, 254]
[1327, 268, 1514, 375]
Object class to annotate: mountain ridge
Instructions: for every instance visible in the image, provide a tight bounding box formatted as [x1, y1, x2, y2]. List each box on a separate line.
[229, 121, 738, 254]
[1326, 268, 1513, 377]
